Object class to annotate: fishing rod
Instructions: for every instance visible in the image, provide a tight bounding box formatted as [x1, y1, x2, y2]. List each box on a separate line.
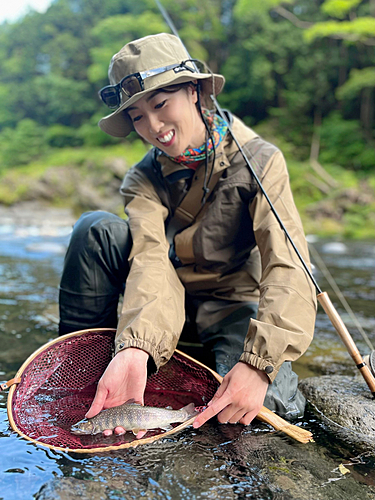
[154, 0, 375, 397]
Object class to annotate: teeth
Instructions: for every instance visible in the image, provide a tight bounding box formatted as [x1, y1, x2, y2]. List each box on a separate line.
[158, 131, 174, 143]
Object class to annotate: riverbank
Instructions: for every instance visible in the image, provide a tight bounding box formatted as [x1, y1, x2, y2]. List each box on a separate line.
[0, 142, 374, 239]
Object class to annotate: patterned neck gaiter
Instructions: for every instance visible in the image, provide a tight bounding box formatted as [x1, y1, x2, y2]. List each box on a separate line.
[164, 110, 228, 168]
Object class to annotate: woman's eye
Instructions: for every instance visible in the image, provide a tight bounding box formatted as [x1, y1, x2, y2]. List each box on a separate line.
[155, 100, 166, 109]
[132, 115, 142, 123]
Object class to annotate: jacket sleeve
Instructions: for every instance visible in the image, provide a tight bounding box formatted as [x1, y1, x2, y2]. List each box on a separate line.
[240, 150, 317, 382]
[115, 165, 185, 370]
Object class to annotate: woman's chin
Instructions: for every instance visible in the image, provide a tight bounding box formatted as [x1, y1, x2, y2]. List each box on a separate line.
[158, 145, 184, 157]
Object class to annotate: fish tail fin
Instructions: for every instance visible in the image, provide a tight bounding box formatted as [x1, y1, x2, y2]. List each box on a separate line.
[181, 402, 199, 419]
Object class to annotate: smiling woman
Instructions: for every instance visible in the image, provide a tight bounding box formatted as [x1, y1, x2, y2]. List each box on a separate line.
[127, 84, 206, 157]
[58, 32, 317, 439]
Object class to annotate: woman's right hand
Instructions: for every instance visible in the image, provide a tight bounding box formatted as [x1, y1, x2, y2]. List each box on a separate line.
[85, 347, 149, 438]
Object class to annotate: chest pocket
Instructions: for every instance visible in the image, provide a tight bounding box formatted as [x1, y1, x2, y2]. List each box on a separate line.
[192, 163, 258, 269]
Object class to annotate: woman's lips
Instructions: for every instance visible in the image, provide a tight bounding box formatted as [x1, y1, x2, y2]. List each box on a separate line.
[157, 130, 175, 147]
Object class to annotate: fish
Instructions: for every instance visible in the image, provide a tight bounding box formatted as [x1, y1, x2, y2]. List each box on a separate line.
[71, 399, 198, 436]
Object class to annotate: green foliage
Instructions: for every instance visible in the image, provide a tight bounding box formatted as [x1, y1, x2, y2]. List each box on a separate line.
[0, 83, 18, 128]
[89, 12, 167, 85]
[337, 67, 375, 99]
[0, 0, 373, 238]
[45, 125, 83, 148]
[0, 119, 46, 168]
[319, 111, 375, 170]
[234, 0, 294, 19]
[305, 17, 375, 43]
[321, 0, 362, 19]
[24, 74, 96, 126]
[78, 117, 121, 147]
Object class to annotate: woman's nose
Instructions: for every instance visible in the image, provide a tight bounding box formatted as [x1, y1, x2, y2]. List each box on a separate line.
[147, 113, 163, 134]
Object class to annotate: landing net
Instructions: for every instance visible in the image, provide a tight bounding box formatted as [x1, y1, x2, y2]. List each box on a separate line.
[7, 328, 220, 453]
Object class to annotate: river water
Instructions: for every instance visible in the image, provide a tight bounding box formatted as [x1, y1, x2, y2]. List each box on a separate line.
[0, 208, 374, 499]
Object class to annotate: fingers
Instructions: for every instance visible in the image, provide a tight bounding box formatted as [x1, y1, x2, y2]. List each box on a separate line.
[193, 378, 230, 428]
[207, 378, 228, 407]
[102, 427, 147, 439]
[193, 393, 231, 428]
[85, 384, 108, 418]
[227, 409, 246, 424]
[239, 410, 258, 426]
[136, 430, 147, 439]
[102, 426, 126, 436]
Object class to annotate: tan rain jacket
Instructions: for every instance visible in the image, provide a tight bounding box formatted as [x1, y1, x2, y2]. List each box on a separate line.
[115, 113, 317, 382]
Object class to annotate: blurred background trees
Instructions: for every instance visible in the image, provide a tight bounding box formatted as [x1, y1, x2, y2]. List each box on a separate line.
[0, 0, 374, 170]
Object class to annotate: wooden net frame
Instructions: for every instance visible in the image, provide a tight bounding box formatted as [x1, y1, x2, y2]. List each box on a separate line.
[5, 328, 313, 453]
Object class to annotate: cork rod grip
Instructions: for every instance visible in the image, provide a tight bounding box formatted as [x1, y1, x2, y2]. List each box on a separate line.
[317, 291, 375, 394]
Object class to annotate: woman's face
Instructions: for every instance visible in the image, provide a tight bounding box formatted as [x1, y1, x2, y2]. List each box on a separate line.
[127, 86, 206, 157]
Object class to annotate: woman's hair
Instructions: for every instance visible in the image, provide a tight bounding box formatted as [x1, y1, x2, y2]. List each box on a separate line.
[151, 81, 213, 110]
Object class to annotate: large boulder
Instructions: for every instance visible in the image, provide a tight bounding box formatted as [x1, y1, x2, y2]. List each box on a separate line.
[299, 375, 375, 450]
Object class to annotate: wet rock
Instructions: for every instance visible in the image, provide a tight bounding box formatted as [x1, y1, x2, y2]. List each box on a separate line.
[305, 184, 374, 222]
[35, 477, 109, 500]
[1, 161, 126, 215]
[299, 375, 375, 451]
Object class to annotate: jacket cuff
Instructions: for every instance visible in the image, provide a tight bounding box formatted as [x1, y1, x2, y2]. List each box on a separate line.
[239, 352, 278, 383]
[115, 338, 162, 371]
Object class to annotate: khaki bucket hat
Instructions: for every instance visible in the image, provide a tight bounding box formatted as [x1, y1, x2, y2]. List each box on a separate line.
[98, 33, 225, 138]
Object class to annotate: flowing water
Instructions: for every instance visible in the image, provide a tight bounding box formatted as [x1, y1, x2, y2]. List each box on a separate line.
[0, 209, 375, 499]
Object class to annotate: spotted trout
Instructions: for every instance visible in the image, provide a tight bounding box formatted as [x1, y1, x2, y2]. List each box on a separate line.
[71, 400, 198, 436]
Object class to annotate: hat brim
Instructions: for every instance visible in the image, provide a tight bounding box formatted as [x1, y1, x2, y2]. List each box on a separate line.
[98, 72, 225, 138]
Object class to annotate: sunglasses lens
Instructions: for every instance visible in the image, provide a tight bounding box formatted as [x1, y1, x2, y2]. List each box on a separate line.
[100, 87, 120, 108]
[121, 75, 143, 97]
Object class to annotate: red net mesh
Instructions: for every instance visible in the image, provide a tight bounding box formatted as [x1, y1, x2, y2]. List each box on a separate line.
[10, 329, 219, 451]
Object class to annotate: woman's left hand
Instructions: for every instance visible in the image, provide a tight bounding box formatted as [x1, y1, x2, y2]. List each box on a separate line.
[192, 362, 269, 428]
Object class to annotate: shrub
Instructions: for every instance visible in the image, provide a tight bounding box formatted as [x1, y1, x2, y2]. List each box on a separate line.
[319, 111, 375, 171]
[45, 125, 83, 148]
[0, 119, 47, 168]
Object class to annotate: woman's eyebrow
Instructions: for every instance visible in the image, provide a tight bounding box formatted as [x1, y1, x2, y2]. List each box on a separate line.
[146, 90, 162, 102]
[127, 91, 162, 112]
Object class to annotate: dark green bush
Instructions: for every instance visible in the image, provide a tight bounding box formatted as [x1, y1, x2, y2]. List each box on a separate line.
[45, 124, 83, 148]
[0, 119, 47, 168]
[319, 112, 375, 171]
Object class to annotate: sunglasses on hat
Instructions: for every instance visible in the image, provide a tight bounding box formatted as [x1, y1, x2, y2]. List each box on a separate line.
[99, 59, 205, 109]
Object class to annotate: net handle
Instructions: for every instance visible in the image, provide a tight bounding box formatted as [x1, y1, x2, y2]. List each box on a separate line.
[0, 377, 21, 391]
[174, 350, 313, 444]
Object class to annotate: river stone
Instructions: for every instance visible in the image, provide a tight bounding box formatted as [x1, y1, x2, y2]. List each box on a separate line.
[35, 477, 109, 500]
[299, 375, 375, 450]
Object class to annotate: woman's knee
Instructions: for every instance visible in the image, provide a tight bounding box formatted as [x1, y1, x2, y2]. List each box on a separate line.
[71, 211, 129, 244]
[69, 211, 131, 258]
[61, 211, 132, 291]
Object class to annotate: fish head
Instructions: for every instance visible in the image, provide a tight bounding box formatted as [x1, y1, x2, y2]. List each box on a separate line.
[70, 419, 94, 435]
